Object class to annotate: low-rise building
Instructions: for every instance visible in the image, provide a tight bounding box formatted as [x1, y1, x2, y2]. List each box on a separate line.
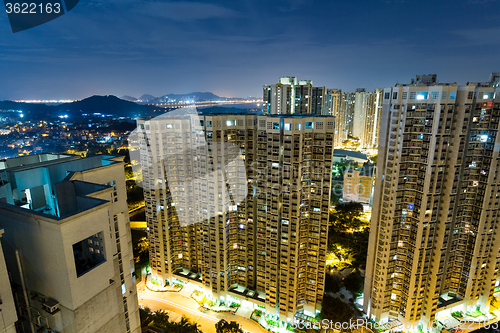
[343, 162, 374, 204]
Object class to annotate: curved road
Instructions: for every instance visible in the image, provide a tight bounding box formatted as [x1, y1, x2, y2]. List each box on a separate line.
[137, 284, 268, 333]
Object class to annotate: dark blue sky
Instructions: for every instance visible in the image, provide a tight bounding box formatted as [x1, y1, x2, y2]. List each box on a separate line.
[1, 0, 499, 100]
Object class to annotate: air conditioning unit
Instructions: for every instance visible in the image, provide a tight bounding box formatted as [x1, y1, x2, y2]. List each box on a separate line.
[42, 299, 60, 315]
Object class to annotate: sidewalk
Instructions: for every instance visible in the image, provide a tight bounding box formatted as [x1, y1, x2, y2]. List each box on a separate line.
[145, 275, 182, 292]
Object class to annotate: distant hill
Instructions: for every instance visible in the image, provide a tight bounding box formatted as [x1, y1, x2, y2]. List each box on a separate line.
[121, 95, 138, 101]
[58, 95, 155, 115]
[133, 92, 240, 104]
[155, 92, 224, 103]
[0, 95, 170, 120]
[139, 94, 156, 102]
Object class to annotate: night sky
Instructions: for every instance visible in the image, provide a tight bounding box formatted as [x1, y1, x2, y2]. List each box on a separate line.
[1, 0, 499, 100]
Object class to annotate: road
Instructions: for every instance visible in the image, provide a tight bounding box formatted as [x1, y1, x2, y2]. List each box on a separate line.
[137, 283, 268, 333]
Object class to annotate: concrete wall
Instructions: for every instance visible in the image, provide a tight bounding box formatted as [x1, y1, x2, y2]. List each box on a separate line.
[0, 229, 18, 333]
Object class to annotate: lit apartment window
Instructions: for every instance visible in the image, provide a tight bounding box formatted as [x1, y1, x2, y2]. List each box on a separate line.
[416, 92, 428, 100]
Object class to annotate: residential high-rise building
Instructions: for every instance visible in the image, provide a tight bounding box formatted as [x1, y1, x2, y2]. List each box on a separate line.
[353, 88, 368, 140]
[326, 89, 346, 147]
[0, 154, 140, 333]
[311, 86, 326, 115]
[352, 88, 383, 149]
[136, 111, 334, 322]
[263, 77, 327, 115]
[0, 229, 17, 333]
[343, 92, 356, 139]
[364, 74, 500, 326]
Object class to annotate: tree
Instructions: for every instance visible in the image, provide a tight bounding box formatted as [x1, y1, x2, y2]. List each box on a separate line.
[152, 310, 171, 328]
[139, 308, 203, 333]
[325, 273, 341, 293]
[215, 319, 244, 333]
[320, 295, 354, 323]
[329, 202, 364, 232]
[343, 269, 364, 297]
[139, 307, 154, 327]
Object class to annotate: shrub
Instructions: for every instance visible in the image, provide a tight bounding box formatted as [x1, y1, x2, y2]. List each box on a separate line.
[255, 309, 263, 317]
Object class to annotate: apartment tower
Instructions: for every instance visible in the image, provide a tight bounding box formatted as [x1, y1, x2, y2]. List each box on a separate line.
[263, 77, 326, 115]
[364, 74, 500, 326]
[136, 111, 333, 322]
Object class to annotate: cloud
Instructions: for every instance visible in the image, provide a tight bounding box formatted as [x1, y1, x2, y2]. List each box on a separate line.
[139, 2, 240, 21]
[452, 26, 500, 45]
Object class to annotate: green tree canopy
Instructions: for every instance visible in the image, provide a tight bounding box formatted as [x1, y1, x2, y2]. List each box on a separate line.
[320, 295, 354, 323]
[343, 269, 364, 297]
[329, 202, 364, 232]
[215, 319, 244, 333]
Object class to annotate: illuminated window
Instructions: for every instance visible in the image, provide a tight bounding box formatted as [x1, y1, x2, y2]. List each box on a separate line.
[416, 92, 428, 100]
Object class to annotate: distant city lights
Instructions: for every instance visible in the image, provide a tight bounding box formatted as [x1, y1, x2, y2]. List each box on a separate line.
[14, 99, 75, 103]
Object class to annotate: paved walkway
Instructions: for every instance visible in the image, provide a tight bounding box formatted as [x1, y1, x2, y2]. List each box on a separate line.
[137, 284, 268, 333]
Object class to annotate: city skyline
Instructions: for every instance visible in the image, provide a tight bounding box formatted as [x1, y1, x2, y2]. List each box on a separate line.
[1, 0, 500, 100]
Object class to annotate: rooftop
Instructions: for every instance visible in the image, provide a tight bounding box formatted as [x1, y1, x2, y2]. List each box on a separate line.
[333, 149, 368, 161]
[0, 154, 122, 219]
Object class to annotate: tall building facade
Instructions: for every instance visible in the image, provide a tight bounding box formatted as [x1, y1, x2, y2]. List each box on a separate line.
[352, 89, 383, 149]
[137, 112, 334, 321]
[263, 77, 326, 115]
[0, 154, 140, 333]
[326, 89, 346, 147]
[364, 74, 500, 325]
[0, 229, 17, 333]
[264, 78, 382, 149]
